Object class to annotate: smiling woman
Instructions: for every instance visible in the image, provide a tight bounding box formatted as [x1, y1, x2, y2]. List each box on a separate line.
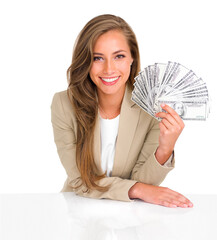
[51, 14, 193, 208]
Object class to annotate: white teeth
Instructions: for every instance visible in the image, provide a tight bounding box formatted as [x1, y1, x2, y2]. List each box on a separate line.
[101, 77, 119, 82]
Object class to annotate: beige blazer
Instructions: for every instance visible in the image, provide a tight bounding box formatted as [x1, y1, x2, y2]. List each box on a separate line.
[51, 84, 175, 202]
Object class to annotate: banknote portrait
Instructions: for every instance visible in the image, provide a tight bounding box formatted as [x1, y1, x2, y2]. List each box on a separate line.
[172, 101, 186, 117]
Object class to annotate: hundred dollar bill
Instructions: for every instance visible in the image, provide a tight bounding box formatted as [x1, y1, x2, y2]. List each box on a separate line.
[133, 61, 210, 121]
[157, 99, 208, 120]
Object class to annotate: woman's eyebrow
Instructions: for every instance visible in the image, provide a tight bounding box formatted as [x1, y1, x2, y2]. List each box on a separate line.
[113, 50, 127, 54]
[93, 50, 127, 55]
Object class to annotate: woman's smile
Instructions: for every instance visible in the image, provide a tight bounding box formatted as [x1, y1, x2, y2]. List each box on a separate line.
[99, 76, 120, 85]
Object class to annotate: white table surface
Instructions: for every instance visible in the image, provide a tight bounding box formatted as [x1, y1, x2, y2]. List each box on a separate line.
[0, 193, 217, 240]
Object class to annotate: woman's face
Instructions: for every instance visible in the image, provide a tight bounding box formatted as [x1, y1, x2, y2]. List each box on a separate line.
[89, 30, 133, 97]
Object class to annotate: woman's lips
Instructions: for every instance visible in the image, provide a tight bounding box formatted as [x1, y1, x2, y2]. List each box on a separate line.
[99, 76, 120, 86]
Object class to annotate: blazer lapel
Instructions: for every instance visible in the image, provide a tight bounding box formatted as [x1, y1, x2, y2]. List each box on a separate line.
[111, 84, 140, 177]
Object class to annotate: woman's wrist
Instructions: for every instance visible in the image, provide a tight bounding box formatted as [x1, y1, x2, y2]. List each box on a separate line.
[128, 182, 142, 199]
[155, 146, 173, 165]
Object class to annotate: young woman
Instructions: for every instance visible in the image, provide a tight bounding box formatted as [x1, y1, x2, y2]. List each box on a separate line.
[51, 14, 193, 208]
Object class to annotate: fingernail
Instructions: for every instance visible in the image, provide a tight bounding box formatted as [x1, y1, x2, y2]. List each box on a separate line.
[161, 103, 165, 107]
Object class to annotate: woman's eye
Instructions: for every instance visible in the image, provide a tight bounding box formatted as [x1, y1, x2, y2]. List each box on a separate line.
[115, 54, 125, 59]
[93, 56, 103, 61]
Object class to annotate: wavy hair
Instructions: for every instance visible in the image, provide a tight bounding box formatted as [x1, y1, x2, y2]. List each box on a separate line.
[67, 14, 140, 192]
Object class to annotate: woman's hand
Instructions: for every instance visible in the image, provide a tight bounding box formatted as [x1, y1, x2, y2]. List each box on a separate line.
[129, 183, 193, 208]
[155, 104, 185, 164]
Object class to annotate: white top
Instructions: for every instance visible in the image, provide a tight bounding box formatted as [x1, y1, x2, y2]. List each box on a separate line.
[100, 115, 173, 177]
[100, 115, 120, 177]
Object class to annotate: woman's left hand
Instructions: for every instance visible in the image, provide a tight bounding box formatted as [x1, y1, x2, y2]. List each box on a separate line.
[155, 104, 185, 164]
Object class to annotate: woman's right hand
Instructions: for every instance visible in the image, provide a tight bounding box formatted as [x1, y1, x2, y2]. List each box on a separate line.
[128, 182, 193, 208]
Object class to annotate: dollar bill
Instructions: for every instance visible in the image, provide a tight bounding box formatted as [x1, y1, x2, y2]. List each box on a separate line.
[132, 61, 210, 121]
[157, 100, 208, 120]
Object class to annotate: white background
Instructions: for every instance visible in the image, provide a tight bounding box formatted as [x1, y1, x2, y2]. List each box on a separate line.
[0, 0, 216, 195]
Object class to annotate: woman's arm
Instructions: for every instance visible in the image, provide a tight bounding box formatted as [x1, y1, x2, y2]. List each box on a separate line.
[129, 104, 193, 208]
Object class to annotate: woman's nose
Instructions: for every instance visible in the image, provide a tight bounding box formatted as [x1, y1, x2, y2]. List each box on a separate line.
[103, 59, 115, 75]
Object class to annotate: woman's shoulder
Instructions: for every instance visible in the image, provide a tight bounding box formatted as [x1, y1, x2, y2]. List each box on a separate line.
[51, 89, 76, 118]
[52, 89, 69, 103]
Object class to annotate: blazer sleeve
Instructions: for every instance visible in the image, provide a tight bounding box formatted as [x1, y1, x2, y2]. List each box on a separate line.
[130, 118, 175, 185]
[51, 92, 137, 202]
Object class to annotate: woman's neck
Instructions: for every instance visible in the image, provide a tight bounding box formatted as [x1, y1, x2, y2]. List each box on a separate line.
[97, 85, 126, 119]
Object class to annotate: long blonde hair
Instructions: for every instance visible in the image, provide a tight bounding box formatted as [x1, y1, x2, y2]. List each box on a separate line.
[67, 14, 140, 192]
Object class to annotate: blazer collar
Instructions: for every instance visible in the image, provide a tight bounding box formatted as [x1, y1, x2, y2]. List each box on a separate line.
[93, 83, 140, 176]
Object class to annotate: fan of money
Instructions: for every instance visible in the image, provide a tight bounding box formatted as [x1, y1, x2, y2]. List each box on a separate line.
[131, 61, 210, 121]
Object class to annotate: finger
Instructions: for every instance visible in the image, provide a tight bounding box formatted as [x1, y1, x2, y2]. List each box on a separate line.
[161, 193, 193, 208]
[177, 196, 193, 207]
[160, 118, 173, 130]
[169, 198, 192, 208]
[157, 112, 178, 126]
[160, 104, 184, 127]
[160, 196, 193, 208]
[163, 188, 193, 207]
[174, 201, 193, 208]
[159, 121, 168, 132]
[169, 190, 192, 203]
[164, 187, 189, 200]
[161, 200, 177, 208]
